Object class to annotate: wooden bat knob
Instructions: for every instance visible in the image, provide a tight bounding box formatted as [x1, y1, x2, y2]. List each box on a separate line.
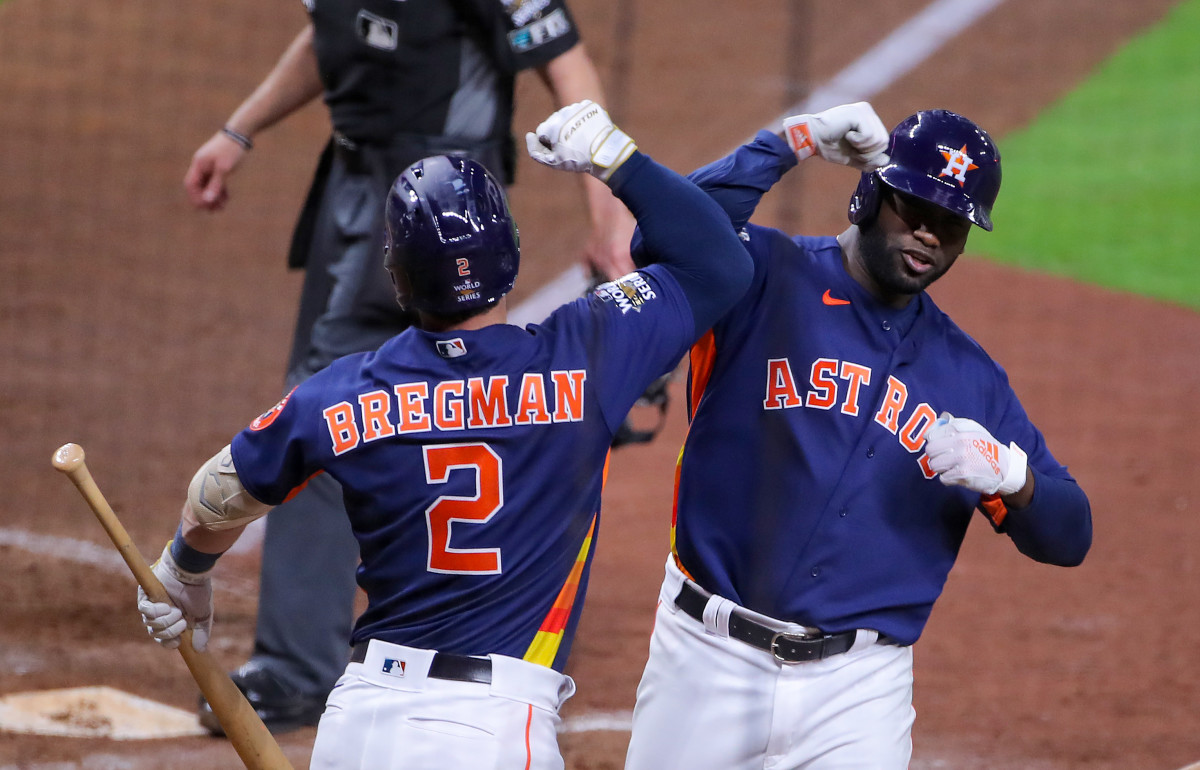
[53, 443, 86, 473]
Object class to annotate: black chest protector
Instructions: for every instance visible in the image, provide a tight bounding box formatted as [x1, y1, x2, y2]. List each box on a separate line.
[307, 0, 579, 146]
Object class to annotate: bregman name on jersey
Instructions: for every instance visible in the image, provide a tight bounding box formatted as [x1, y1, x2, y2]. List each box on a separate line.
[323, 370, 587, 455]
[763, 356, 941, 479]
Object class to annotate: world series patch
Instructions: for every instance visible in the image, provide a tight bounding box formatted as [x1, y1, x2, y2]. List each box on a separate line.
[594, 272, 657, 314]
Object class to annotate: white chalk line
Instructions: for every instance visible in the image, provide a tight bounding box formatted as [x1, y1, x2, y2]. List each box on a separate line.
[561, 709, 633, 733]
[0, 525, 256, 596]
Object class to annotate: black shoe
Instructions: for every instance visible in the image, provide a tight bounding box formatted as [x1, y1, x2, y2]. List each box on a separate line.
[199, 660, 327, 736]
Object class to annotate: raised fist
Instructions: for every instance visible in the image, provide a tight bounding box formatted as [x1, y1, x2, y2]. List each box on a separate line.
[526, 100, 637, 181]
[924, 412, 1028, 496]
[782, 101, 890, 171]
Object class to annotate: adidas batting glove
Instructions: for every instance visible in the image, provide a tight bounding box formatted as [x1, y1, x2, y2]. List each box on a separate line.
[923, 412, 1028, 496]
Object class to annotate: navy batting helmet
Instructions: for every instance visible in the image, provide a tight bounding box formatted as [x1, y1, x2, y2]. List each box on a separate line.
[384, 155, 519, 316]
[849, 110, 1001, 231]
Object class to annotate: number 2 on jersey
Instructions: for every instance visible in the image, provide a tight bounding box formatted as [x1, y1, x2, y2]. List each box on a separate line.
[422, 443, 504, 575]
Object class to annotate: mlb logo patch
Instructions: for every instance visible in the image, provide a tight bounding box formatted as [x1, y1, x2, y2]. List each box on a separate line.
[382, 658, 407, 677]
[436, 338, 468, 359]
[357, 10, 398, 51]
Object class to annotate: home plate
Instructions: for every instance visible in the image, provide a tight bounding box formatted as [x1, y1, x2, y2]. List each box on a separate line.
[0, 686, 206, 739]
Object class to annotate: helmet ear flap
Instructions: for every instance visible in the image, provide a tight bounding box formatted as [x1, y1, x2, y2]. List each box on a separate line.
[848, 172, 881, 226]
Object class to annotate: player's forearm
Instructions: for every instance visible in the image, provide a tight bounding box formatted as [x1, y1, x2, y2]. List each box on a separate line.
[1003, 468, 1092, 566]
[225, 24, 324, 139]
[689, 131, 798, 228]
[179, 508, 247, 557]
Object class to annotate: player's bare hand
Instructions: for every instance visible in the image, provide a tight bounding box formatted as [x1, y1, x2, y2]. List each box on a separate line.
[183, 131, 247, 211]
[782, 102, 890, 171]
[526, 100, 637, 182]
[136, 544, 213, 651]
[923, 412, 1028, 496]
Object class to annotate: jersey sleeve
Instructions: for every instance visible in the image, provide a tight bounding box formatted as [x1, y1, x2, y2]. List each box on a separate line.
[984, 379, 1093, 566]
[457, 0, 582, 74]
[542, 265, 695, 435]
[687, 130, 798, 229]
[229, 380, 328, 507]
[632, 130, 796, 268]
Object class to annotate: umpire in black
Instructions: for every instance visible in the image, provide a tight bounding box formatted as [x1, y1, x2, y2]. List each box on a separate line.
[182, 0, 634, 734]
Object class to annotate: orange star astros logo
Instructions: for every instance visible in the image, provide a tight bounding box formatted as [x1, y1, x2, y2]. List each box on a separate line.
[938, 145, 978, 187]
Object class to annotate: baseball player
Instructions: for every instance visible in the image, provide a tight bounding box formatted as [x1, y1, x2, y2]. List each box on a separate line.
[623, 103, 1093, 769]
[183, 0, 636, 735]
[136, 100, 751, 769]
[181, 0, 638, 729]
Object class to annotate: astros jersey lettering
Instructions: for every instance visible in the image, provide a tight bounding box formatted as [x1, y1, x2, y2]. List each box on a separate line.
[233, 265, 692, 672]
[672, 132, 1091, 645]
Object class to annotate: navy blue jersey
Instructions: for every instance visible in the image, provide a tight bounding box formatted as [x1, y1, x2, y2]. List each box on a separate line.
[228, 148, 753, 672]
[670, 132, 1091, 645]
[234, 267, 692, 671]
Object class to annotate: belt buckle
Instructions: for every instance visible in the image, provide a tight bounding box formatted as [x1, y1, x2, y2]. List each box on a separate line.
[769, 630, 816, 663]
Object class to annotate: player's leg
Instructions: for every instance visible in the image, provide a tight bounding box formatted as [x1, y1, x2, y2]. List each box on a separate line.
[773, 642, 914, 769]
[625, 568, 777, 770]
[312, 644, 574, 770]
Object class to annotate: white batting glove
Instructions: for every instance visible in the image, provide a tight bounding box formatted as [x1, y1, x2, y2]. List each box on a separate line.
[525, 100, 637, 182]
[924, 412, 1028, 496]
[136, 544, 213, 652]
[781, 101, 890, 171]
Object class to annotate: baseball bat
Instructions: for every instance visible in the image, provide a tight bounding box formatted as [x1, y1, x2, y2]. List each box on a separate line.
[52, 443, 294, 770]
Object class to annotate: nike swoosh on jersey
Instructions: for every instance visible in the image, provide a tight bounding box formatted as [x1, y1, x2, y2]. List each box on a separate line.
[822, 289, 851, 306]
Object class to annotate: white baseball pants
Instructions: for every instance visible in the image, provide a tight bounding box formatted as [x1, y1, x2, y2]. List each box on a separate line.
[310, 639, 575, 770]
[625, 558, 915, 770]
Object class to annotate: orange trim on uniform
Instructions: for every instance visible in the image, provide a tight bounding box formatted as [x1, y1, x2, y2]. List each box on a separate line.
[688, 330, 718, 419]
[669, 444, 697, 582]
[281, 470, 324, 504]
[523, 514, 597, 666]
[980, 494, 1008, 528]
[669, 334, 719, 581]
[523, 704, 533, 770]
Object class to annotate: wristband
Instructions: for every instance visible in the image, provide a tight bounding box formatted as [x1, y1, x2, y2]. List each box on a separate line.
[168, 524, 222, 574]
[221, 126, 254, 151]
[782, 117, 817, 161]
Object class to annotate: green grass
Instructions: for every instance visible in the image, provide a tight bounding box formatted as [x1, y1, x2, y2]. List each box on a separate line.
[973, 0, 1200, 310]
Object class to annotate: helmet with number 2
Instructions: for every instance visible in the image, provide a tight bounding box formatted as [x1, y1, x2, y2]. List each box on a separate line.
[849, 109, 1001, 231]
[384, 155, 519, 317]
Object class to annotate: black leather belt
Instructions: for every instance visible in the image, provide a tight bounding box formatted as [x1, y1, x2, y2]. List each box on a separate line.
[674, 580, 865, 663]
[350, 641, 492, 685]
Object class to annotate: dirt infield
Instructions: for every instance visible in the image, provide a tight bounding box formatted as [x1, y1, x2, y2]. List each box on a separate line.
[2, 0, 1197, 768]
